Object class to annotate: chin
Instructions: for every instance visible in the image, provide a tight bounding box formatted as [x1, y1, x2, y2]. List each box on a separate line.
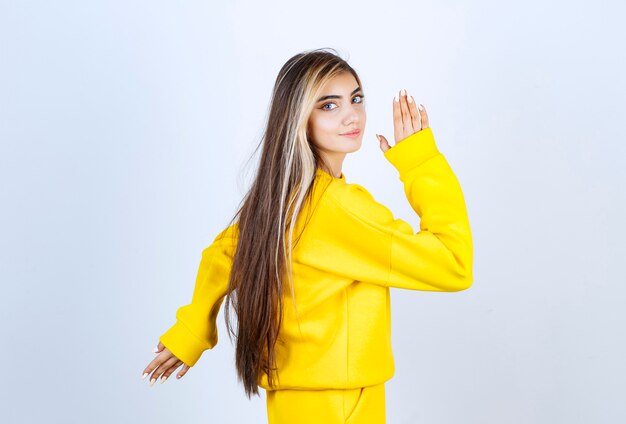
[342, 139, 362, 153]
[328, 136, 362, 153]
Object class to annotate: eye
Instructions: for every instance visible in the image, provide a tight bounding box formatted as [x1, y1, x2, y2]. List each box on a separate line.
[321, 95, 365, 111]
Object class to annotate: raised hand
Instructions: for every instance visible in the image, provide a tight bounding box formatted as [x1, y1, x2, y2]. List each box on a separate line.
[376, 88, 429, 153]
[141, 341, 191, 386]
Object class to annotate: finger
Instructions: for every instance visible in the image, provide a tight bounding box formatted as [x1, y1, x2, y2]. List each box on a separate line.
[151, 341, 164, 356]
[407, 95, 422, 132]
[142, 348, 172, 382]
[150, 355, 180, 386]
[160, 359, 185, 384]
[392, 92, 402, 143]
[399, 89, 413, 137]
[177, 364, 191, 380]
[376, 134, 391, 153]
[142, 355, 164, 380]
[418, 104, 429, 129]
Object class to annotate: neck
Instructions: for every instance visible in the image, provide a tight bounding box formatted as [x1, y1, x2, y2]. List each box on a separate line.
[319, 152, 346, 178]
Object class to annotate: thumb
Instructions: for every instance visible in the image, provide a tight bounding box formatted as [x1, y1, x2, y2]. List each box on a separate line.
[376, 134, 391, 153]
[154, 341, 165, 354]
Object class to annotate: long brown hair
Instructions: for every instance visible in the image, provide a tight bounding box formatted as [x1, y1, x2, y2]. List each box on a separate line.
[219, 47, 363, 398]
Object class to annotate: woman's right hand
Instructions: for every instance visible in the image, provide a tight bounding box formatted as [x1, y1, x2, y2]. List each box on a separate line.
[376, 88, 429, 153]
[141, 341, 191, 386]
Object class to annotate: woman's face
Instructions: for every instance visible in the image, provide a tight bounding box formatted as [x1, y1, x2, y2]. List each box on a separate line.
[307, 72, 366, 159]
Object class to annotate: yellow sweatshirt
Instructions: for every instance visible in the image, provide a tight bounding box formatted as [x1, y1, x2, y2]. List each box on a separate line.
[159, 126, 473, 390]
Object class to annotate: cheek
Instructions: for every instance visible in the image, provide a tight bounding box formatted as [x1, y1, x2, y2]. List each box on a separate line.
[310, 114, 338, 138]
[316, 115, 339, 134]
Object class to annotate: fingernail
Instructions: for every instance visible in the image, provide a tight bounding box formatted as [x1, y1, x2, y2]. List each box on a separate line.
[142, 372, 148, 380]
[394, 93, 399, 102]
[160, 376, 168, 384]
[401, 88, 406, 96]
[153, 346, 159, 353]
[418, 104, 424, 111]
[150, 378, 156, 386]
[408, 96, 414, 103]
[177, 375, 182, 379]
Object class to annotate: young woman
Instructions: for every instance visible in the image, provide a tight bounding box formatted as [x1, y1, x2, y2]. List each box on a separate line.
[141, 48, 473, 423]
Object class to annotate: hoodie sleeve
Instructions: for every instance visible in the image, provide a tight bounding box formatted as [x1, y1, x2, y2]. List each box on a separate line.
[159, 223, 237, 367]
[313, 127, 473, 292]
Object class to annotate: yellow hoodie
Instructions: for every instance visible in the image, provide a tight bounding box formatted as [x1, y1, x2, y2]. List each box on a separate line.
[159, 126, 473, 391]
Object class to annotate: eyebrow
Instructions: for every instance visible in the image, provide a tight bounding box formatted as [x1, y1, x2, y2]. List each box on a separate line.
[316, 86, 362, 103]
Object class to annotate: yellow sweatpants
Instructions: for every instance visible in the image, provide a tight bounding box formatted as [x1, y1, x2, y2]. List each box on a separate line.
[265, 383, 386, 424]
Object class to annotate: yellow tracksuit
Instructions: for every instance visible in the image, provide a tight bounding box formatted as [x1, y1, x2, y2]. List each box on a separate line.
[159, 127, 473, 423]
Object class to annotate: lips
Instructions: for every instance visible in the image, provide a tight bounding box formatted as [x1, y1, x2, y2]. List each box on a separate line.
[341, 129, 360, 136]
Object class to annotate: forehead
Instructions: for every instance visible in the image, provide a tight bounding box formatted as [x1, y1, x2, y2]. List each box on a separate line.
[319, 72, 359, 93]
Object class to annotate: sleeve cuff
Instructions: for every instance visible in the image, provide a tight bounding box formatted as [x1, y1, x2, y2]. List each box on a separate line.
[159, 320, 212, 367]
[383, 127, 440, 174]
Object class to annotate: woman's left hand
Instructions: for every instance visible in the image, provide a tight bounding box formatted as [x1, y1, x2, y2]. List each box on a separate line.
[141, 341, 191, 386]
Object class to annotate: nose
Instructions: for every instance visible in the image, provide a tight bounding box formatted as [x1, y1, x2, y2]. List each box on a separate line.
[343, 104, 361, 126]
